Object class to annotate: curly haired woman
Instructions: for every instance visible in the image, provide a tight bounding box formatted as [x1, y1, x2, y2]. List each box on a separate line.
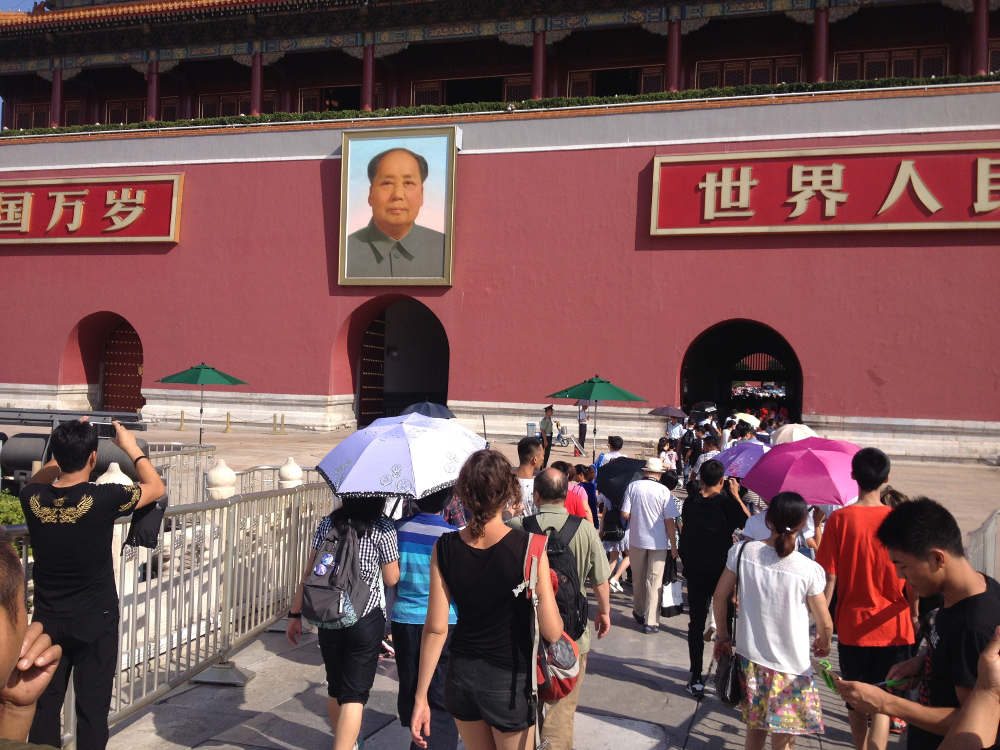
[411, 450, 562, 750]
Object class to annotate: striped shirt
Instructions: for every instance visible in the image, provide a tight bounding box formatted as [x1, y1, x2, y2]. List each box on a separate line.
[391, 513, 458, 625]
[311, 515, 399, 619]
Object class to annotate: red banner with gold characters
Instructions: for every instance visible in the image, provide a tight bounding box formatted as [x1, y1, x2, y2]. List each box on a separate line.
[651, 143, 1000, 236]
[0, 174, 182, 244]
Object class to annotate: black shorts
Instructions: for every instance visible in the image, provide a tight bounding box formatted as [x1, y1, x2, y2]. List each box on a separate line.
[838, 643, 911, 708]
[317, 608, 385, 705]
[445, 654, 535, 733]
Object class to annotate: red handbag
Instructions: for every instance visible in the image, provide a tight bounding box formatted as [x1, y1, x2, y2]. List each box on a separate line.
[520, 532, 581, 704]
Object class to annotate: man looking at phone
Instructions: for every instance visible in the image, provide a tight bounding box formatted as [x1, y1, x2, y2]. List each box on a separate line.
[837, 499, 1000, 750]
[19, 419, 165, 750]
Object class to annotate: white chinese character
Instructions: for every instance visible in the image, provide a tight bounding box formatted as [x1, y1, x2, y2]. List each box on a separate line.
[0, 192, 33, 233]
[698, 167, 758, 220]
[973, 158, 1000, 214]
[46, 190, 89, 232]
[103, 188, 147, 232]
[877, 160, 942, 216]
[785, 164, 848, 218]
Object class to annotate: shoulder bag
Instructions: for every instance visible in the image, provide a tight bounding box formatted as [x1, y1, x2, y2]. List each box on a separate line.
[715, 541, 748, 706]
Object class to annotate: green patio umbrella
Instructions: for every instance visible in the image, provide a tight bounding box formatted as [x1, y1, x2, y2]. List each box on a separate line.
[156, 362, 247, 445]
[547, 375, 645, 461]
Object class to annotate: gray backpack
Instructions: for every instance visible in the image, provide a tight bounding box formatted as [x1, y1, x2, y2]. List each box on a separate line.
[302, 519, 372, 629]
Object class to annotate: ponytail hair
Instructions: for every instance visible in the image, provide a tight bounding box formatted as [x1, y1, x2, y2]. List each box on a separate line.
[766, 492, 808, 558]
[453, 449, 519, 539]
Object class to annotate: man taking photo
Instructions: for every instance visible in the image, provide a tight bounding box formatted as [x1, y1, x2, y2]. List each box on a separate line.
[19, 419, 165, 750]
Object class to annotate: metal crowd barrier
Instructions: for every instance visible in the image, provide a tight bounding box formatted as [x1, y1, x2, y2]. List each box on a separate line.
[2, 480, 333, 749]
[230, 465, 322, 496]
[967, 508, 1000, 582]
[147, 442, 216, 506]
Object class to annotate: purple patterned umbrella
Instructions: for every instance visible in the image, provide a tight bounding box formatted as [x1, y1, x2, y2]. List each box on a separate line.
[715, 440, 770, 478]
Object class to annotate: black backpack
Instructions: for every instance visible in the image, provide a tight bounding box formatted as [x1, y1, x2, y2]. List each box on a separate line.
[523, 515, 588, 641]
[301, 518, 372, 629]
[600, 497, 626, 543]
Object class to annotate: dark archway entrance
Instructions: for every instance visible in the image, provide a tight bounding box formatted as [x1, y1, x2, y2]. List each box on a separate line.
[680, 320, 802, 422]
[355, 299, 449, 427]
[61, 312, 145, 412]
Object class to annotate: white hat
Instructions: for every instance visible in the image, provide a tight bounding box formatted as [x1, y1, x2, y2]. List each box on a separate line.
[643, 457, 665, 474]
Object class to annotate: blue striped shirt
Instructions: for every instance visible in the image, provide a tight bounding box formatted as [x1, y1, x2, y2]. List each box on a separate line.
[391, 513, 458, 625]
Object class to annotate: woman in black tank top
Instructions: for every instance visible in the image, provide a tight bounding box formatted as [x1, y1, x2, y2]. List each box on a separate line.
[410, 450, 562, 749]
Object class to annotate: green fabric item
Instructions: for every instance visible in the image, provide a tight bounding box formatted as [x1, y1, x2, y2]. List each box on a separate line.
[509, 504, 611, 654]
[546, 375, 644, 403]
[156, 363, 247, 386]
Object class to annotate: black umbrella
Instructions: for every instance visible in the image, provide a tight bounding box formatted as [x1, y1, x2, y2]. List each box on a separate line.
[595, 458, 645, 506]
[689, 400, 718, 424]
[400, 401, 455, 419]
[648, 405, 687, 418]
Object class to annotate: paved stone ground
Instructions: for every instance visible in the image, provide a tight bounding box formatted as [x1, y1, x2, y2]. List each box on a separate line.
[108, 589, 858, 750]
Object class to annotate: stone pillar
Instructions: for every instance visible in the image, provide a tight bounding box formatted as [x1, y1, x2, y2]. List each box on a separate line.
[812, 6, 829, 83]
[251, 52, 263, 116]
[361, 44, 375, 111]
[180, 87, 194, 120]
[206, 459, 237, 500]
[972, 0, 989, 76]
[532, 30, 546, 99]
[386, 70, 399, 108]
[279, 80, 293, 114]
[278, 457, 303, 489]
[667, 19, 682, 91]
[146, 60, 160, 122]
[48, 68, 62, 128]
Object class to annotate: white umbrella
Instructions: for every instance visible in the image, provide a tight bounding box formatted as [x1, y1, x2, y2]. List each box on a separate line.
[770, 423, 818, 445]
[316, 413, 486, 499]
[734, 412, 761, 429]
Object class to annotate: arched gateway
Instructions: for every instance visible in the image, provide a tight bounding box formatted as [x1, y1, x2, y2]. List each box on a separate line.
[680, 320, 802, 422]
[352, 298, 449, 427]
[62, 312, 145, 412]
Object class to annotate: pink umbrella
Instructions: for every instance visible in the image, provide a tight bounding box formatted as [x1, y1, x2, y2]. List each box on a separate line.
[742, 438, 862, 506]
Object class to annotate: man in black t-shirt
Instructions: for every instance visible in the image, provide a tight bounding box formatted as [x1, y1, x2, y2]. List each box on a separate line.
[678, 459, 749, 698]
[838, 499, 1000, 750]
[19, 419, 165, 750]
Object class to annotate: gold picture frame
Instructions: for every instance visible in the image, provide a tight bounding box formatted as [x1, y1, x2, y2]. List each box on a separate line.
[338, 126, 457, 286]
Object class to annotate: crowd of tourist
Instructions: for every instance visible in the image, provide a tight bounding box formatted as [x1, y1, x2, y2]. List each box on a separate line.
[4, 414, 1000, 750]
[276, 409, 1000, 750]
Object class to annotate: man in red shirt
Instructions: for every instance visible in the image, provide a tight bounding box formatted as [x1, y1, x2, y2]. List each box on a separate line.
[816, 447, 916, 750]
[551, 461, 594, 525]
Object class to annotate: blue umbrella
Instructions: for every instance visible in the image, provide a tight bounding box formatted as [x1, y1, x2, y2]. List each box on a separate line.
[715, 440, 770, 478]
[316, 413, 485, 499]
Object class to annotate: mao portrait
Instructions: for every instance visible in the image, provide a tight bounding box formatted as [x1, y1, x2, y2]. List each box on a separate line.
[339, 127, 456, 286]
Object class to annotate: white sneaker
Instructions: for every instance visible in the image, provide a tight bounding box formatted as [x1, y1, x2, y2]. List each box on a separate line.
[609, 579, 623, 593]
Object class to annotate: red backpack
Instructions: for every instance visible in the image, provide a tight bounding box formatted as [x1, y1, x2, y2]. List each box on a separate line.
[517, 532, 581, 712]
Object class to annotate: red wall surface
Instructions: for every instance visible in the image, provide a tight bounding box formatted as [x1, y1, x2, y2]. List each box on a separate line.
[1, 128, 998, 421]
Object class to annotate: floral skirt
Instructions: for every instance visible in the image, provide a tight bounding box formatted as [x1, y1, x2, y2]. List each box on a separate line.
[740, 657, 824, 736]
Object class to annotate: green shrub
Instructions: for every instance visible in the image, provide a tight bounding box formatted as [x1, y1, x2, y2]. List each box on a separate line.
[2, 73, 998, 138]
[0, 490, 25, 526]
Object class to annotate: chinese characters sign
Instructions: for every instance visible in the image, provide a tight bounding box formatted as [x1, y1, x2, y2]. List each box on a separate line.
[650, 144, 1000, 235]
[0, 174, 182, 244]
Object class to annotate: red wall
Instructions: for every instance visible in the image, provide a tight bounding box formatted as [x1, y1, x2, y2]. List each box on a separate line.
[2, 127, 999, 421]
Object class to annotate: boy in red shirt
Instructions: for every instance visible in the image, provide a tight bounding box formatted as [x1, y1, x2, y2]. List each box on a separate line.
[816, 447, 916, 750]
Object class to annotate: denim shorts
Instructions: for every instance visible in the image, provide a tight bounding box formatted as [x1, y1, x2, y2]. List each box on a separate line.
[445, 654, 535, 733]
